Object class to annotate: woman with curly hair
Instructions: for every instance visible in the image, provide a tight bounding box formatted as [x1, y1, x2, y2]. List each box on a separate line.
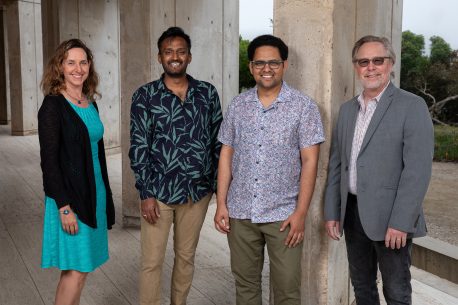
[38, 38, 115, 305]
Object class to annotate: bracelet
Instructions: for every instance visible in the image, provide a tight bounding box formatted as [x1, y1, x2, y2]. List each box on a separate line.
[61, 209, 70, 215]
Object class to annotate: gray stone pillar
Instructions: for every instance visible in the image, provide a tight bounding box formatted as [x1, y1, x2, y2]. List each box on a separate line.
[119, 0, 153, 226]
[273, 0, 403, 304]
[0, 7, 8, 125]
[41, 0, 59, 64]
[222, 0, 239, 112]
[120, 0, 239, 226]
[5, 0, 43, 135]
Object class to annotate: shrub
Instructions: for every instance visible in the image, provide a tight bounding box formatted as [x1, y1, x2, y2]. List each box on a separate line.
[434, 125, 458, 162]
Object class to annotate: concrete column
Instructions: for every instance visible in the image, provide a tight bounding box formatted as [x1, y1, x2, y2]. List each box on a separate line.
[273, 0, 403, 304]
[222, 0, 239, 112]
[5, 0, 43, 135]
[40, 0, 59, 64]
[0, 7, 8, 124]
[120, 0, 239, 225]
[119, 0, 154, 226]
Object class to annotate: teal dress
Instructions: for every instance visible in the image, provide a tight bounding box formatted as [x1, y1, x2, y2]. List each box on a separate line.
[41, 101, 108, 272]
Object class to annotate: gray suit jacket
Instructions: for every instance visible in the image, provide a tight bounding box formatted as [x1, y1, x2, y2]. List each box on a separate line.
[324, 82, 434, 241]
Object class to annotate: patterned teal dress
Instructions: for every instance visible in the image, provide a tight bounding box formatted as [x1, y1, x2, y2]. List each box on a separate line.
[41, 101, 108, 272]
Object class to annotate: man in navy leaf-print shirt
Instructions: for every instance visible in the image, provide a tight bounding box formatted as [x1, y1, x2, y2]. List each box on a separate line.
[129, 27, 222, 305]
[215, 35, 324, 305]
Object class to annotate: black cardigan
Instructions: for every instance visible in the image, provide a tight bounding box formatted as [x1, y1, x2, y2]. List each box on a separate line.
[38, 94, 115, 229]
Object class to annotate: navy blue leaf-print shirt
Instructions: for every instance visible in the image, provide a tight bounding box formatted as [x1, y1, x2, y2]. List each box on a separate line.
[129, 74, 222, 204]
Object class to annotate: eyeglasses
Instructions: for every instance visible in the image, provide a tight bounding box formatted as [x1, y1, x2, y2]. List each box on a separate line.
[353, 57, 391, 67]
[250, 60, 284, 69]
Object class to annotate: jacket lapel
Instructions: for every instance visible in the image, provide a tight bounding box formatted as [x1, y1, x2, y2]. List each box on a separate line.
[358, 83, 395, 156]
[345, 98, 359, 161]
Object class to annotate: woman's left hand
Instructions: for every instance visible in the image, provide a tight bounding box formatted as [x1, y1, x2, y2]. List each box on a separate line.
[59, 205, 79, 235]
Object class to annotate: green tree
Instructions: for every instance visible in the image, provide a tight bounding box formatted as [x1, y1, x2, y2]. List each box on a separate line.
[239, 36, 255, 91]
[420, 53, 458, 124]
[400, 31, 428, 91]
[401, 32, 458, 124]
[430, 36, 452, 64]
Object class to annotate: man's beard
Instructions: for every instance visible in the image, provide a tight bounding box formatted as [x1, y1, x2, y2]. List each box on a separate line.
[163, 61, 187, 78]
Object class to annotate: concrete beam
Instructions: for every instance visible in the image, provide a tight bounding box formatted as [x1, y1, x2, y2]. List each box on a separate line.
[412, 237, 458, 284]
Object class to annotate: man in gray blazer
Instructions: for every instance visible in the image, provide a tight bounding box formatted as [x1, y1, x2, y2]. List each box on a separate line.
[324, 35, 434, 305]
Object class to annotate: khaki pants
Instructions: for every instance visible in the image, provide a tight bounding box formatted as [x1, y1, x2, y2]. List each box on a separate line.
[139, 193, 212, 305]
[228, 219, 303, 305]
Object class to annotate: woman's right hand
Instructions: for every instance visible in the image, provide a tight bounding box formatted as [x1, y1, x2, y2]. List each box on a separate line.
[59, 205, 79, 235]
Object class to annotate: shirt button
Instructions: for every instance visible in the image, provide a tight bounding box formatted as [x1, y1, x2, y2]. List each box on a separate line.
[256, 161, 259, 164]
[254, 194, 257, 198]
[255, 178, 258, 182]
[260, 127, 264, 130]
[258, 144, 262, 147]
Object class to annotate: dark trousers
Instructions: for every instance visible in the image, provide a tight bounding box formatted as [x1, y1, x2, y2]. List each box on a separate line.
[344, 193, 413, 305]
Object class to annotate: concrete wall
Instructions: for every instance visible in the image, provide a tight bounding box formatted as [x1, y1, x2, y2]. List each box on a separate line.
[149, 0, 239, 110]
[273, 0, 403, 304]
[5, 0, 43, 135]
[0, 7, 8, 124]
[3, 0, 121, 141]
[120, 0, 239, 225]
[58, 0, 121, 150]
[40, 0, 120, 149]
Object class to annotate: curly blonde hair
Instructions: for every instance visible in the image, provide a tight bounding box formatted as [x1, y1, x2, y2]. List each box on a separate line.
[40, 39, 101, 101]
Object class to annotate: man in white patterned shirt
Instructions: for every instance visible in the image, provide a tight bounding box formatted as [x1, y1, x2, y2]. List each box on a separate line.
[215, 35, 324, 305]
[324, 35, 434, 305]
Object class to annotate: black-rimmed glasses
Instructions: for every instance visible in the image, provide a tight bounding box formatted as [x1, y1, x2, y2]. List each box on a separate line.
[250, 60, 284, 69]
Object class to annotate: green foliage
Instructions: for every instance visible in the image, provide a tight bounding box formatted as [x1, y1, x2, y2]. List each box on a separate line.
[430, 36, 452, 65]
[434, 125, 458, 162]
[239, 36, 255, 92]
[400, 31, 428, 91]
[400, 31, 458, 124]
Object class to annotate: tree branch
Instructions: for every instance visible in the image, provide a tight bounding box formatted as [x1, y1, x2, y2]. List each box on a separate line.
[435, 94, 458, 111]
[432, 117, 449, 126]
[417, 83, 436, 105]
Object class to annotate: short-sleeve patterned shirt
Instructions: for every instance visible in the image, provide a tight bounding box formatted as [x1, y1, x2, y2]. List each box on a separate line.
[218, 82, 325, 223]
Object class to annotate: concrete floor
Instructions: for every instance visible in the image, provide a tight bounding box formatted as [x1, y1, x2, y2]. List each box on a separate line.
[0, 125, 457, 304]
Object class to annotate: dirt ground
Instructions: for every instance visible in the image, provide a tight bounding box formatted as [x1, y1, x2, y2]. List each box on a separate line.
[423, 162, 458, 246]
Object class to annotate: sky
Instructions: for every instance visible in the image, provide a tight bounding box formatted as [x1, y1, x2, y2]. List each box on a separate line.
[239, 0, 458, 52]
